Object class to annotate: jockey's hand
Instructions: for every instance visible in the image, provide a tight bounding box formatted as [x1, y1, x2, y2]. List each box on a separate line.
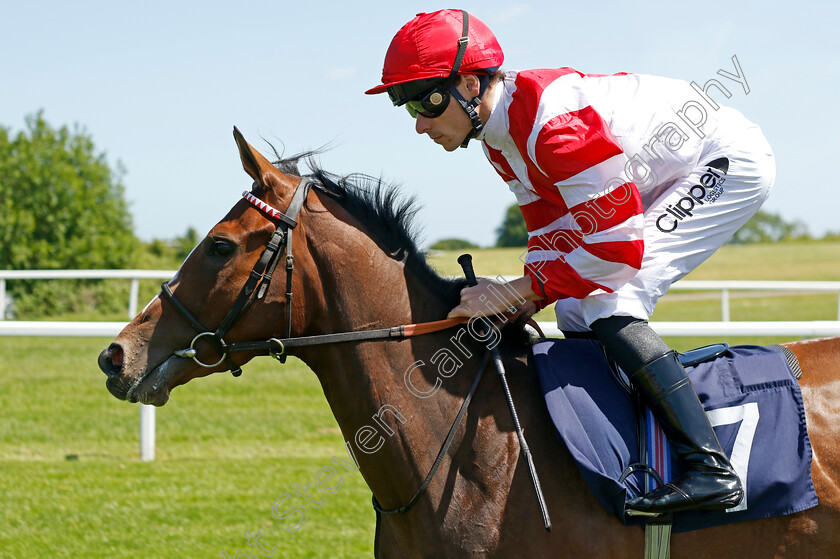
[447, 279, 495, 319]
[447, 276, 540, 319]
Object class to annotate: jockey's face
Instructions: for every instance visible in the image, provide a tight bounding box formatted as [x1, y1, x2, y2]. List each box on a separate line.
[414, 76, 478, 152]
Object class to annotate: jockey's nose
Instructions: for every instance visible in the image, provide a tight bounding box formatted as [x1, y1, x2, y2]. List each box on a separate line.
[415, 114, 432, 135]
[98, 343, 124, 378]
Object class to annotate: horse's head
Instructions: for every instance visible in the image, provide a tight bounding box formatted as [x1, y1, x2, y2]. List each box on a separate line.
[98, 128, 321, 406]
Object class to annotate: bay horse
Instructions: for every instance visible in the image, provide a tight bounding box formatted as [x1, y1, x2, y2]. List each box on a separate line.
[98, 129, 840, 558]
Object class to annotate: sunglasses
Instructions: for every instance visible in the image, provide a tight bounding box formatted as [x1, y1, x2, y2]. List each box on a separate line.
[405, 88, 451, 119]
[388, 79, 451, 119]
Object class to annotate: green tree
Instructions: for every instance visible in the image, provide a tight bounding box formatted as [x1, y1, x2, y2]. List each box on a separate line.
[729, 210, 809, 244]
[175, 226, 201, 260]
[0, 112, 138, 316]
[495, 203, 528, 247]
[429, 238, 479, 251]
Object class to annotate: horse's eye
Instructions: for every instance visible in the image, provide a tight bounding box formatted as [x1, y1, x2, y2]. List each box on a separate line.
[210, 239, 235, 257]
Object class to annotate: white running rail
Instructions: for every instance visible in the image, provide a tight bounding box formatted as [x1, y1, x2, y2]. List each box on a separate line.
[3, 270, 840, 462]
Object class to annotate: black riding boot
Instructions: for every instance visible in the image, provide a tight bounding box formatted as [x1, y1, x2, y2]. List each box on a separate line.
[624, 350, 744, 515]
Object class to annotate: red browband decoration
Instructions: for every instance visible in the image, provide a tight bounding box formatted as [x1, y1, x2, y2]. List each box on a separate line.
[242, 190, 284, 219]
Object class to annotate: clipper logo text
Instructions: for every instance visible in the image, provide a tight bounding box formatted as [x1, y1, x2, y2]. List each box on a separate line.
[655, 167, 726, 233]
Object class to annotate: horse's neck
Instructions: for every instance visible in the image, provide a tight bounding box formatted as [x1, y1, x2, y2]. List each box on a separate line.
[291, 242, 602, 552]
[296, 247, 485, 511]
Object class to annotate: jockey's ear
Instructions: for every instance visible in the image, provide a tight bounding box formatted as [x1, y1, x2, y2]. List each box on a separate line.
[463, 74, 481, 96]
[232, 126, 296, 193]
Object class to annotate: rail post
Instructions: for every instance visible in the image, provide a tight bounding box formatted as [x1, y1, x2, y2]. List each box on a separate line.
[129, 278, 140, 319]
[721, 288, 731, 322]
[139, 404, 155, 461]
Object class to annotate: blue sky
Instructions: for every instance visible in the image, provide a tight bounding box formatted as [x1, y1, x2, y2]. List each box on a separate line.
[3, 1, 838, 248]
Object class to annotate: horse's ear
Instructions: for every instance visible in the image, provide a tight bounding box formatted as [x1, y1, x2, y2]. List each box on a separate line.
[232, 126, 290, 190]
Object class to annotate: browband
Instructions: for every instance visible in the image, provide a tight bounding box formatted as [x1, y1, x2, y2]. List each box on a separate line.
[242, 189, 298, 228]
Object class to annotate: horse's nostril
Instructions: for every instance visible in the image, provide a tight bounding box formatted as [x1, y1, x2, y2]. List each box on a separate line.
[111, 344, 124, 368]
[98, 343, 125, 378]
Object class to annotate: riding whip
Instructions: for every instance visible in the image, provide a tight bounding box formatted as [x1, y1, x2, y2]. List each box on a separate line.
[457, 254, 552, 532]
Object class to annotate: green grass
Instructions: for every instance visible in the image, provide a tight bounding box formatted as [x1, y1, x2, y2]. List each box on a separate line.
[0, 338, 375, 558]
[3, 241, 840, 557]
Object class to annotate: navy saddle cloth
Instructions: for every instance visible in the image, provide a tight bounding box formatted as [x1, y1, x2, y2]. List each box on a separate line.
[532, 338, 818, 532]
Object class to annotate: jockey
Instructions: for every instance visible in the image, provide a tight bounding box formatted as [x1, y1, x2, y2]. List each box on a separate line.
[366, 9, 775, 515]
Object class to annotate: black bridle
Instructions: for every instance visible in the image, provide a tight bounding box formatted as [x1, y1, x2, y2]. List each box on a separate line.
[160, 178, 465, 372]
[161, 178, 314, 376]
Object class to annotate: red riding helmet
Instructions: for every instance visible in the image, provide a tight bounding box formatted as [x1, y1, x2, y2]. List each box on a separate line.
[365, 9, 504, 97]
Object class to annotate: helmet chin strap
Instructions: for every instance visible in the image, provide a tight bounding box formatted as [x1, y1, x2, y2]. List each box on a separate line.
[451, 73, 492, 148]
[451, 85, 484, 148]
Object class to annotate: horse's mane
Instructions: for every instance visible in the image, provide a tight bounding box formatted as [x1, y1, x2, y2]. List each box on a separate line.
[270, 149, 530, 346]
[271, 150, 463, 303]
